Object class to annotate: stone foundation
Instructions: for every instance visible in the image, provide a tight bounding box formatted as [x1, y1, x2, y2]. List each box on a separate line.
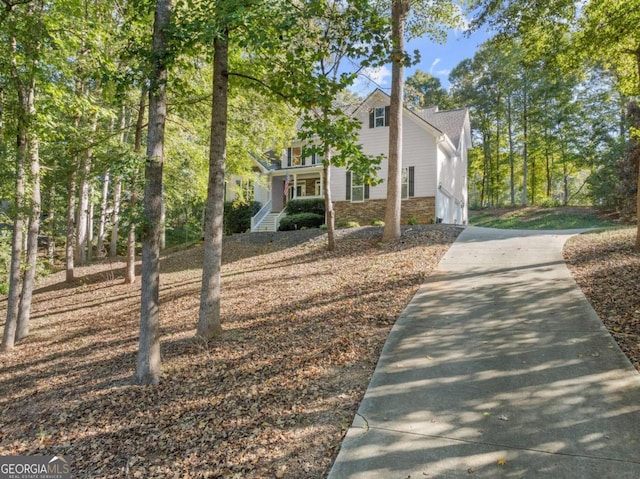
[334, 197, 436, 226]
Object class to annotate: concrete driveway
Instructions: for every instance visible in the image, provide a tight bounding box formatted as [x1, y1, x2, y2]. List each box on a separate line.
[328, 226, 640, 478]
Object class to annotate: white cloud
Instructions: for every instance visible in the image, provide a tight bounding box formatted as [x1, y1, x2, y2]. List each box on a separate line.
[353, 65, 392, 93]
[429, 58, 441, 74]
[363, 65, 391, 85]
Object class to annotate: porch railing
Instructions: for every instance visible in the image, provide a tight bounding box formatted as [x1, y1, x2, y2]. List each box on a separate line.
[251, 199, 272, 232]
[274, 209, 287, 231]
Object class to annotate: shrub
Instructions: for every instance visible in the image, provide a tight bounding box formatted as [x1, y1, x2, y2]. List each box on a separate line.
[408, 217, 418, 225]
[371, 219, 384, 226]
[337, 220, 360, 228]
[285, 198, 325, 216]
[279, 213, 324, 231]
[223, 201, 262, 235]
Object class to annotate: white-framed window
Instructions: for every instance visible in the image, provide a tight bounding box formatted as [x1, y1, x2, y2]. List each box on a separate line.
[287, 146, 302, 167]
[401, 168, 409, 199]
[402, 166, 415, 199]
[374, 107, 386, 127]
[289, 182, 306, 200]
[369, 106, 389, 128]
[351, 173, 364, 202]
[315, 180, 321, 196]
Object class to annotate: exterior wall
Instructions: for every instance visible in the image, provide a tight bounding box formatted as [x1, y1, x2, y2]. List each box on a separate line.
[334, 197, 435, 225]
[436, 138, 468, 225]
[272, 176, 285, 212]
[330, 94, 439, 203]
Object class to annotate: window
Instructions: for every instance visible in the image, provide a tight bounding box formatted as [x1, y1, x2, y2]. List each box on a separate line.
[289, 182, 306, 200]
[374, 107, 385, 127]
[352, 175, 364, 202]
[315, 180, 321, 196]
[401, 168, 409, 199]
[287, 146, 302, 167]
[369, 106, 390, 128]
[346, 171, 369, 202]
[402, 166, 415, 199]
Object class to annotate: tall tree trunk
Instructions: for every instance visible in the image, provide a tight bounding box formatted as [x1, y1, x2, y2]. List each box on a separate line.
[323, 162, 335, 251]
[110, 179, 121, 257]
[136, 0, 171, 385]
[382, 0, 409, 242]
[507, 94, 515, 206]
[562, 145, 569, 206]
[76, 116, 97, 265]
[125, 213, 136, 284]
[125, 89, 146, 284]
[86, 185, 94, 262]
[522, 85, 529, 206]
[16, 134, 40, 341]
[2, 36, 30, 352]
[197, 31, 228, 340]
[494, 102, 500, 206]
[76, 160, 89, 264]
[66, 166, 77, 281]
[1, 111, 26, 352]
[47, 181, 56, 266]
[96, 170, 110, 257]
[634, 53, 640, 251]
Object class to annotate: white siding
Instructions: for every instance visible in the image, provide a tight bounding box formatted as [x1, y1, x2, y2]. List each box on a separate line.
[330, 96, 440, 201]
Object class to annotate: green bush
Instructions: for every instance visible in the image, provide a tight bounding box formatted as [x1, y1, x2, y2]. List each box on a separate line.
[407, 217, 418, 225]
[371, 219, 384, 226]
[224, 201, 262, 235]
[279, 213, 324, 231]
[285, 198, 325, 216]
[337, 220, 360, 228]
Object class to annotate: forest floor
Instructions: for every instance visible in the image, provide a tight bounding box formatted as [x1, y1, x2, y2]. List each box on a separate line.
[1, 214, 638, 479]
[564, 226, 640, 374]
[0, 225, 461, 478]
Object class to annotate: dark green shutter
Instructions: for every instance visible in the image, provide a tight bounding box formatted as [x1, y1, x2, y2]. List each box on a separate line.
[287, 148, 292, 167]
[384, 106, 390, 126]
[408, 166, 415, 197]
[364, 183, 370, 199]
[369, 110, 375, 128]
[346, 171, 351, 200]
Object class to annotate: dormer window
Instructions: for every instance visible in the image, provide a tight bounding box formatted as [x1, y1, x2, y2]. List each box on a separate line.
[287, 147, 302, 167]
[369, 106, 390, 128]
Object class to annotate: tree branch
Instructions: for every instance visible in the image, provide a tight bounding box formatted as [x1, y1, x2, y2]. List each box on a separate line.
[225, 71, 291, 102]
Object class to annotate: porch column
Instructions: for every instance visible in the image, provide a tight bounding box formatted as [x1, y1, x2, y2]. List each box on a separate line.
[293, 173, 298, 199]
[319, 170, 324, 198]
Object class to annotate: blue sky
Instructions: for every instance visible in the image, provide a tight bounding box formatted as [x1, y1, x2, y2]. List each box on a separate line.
[353, 27, 491, 94]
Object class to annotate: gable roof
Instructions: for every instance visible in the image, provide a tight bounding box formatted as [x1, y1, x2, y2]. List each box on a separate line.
[415, 107, 469, 151]
[353, 89, 469, 153]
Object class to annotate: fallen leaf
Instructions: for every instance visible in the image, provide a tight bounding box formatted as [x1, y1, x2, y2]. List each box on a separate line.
[498, 459, 507, 466]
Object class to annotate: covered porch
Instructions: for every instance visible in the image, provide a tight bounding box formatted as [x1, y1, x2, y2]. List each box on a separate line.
[251, 167, 325, 232]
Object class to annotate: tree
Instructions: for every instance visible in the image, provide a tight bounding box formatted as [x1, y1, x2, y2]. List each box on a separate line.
[382, 0, 462, 241]
[1, 0, 43, 351]
[578, 0, 640, 247]
[291, 1, 387, 250]
[197, 27, 228, 340]
[135, 0, 173, 385]
[405, 69, 453, 110]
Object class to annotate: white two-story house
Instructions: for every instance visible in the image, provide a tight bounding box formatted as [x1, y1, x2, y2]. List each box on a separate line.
[225, 88, 471, 231]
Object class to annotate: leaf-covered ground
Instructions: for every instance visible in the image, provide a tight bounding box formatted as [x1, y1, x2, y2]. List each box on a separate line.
[0, 225, 461, 478]
[564, 226, 640, 373]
